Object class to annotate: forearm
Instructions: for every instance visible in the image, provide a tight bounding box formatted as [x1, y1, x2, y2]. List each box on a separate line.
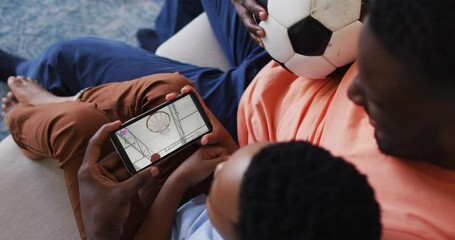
[134, 174, 188, 240]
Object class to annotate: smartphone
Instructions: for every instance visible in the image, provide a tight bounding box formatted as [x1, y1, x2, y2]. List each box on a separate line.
[110, 92, 213, 175]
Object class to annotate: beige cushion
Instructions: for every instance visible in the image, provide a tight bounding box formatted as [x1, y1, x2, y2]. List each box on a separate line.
[156, 13, 231, 72]
[0, 135, 79, 239]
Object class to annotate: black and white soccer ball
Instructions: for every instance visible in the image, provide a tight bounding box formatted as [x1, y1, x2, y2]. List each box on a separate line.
[256, 0, 368, 79]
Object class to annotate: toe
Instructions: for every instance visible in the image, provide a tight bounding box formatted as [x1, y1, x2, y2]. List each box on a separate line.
[7, 76, 20, 87]
[15, 76, 28, 84]
[7, 76, 16, 85]
[7, 76, 24, 89]
[6, 91, 17, 103]
[17, 76, 27, 82]
[1, 103, 7, 112]
[2, 91, 19, 112]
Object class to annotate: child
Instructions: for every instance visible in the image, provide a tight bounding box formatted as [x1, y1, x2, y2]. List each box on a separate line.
[135, 141, 381, 240]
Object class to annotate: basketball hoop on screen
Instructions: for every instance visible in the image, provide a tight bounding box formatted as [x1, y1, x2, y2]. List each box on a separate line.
[146, 111, 171, 136]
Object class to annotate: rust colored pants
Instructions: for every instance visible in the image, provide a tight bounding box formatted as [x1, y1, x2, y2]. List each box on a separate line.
[8, 73, 200, 239]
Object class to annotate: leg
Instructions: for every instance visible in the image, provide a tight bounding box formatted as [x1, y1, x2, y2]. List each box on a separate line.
[200, 0, 270, 68]
[15, 37, 267, 139]
[15, 37, 184, 96]
[5, 101, 110, 240]
[79, 73, 194, 122]
[3, 73, 195, 164]
[153, 0, 269, 70]
[137, 0, 203, 52]
[154, 0, 204, 43]
[3, 73, 195, 239]
[15, 0, 271, 137]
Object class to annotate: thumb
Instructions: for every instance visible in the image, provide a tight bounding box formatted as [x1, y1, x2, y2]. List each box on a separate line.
[121, 166, 159, 196]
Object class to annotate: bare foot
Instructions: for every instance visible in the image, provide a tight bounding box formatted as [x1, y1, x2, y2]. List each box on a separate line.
[1, 91, 20, 130]
[1, 90, 44, 160]
[7, 76, 73, 105]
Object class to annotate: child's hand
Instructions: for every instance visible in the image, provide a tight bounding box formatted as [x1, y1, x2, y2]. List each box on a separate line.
[171, 145, 228, 189]
[165, 86, 239, 154]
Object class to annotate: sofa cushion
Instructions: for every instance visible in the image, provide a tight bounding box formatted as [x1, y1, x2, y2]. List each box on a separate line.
[0, 135, 79, 239]
[156, 13, 231, 72]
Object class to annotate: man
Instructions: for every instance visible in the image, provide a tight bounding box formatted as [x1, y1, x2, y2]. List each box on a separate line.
[236, 0, 455, 238]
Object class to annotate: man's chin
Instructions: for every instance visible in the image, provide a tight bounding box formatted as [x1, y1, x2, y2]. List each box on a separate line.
[374, 131, 416, 160]
[374, 131, 444, 161]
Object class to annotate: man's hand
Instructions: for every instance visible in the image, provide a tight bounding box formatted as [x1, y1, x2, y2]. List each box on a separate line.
[231, 0, 268, 47]
[165, 86, 239, 154]
[78, 121, 159, 240]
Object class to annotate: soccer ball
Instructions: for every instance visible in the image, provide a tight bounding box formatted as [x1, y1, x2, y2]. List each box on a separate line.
[256, 0, 368, 79]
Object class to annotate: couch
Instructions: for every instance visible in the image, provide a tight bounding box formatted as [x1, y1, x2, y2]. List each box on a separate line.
[0, 12, 230, 239]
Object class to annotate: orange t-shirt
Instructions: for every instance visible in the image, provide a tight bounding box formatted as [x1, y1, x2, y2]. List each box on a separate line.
[238, 61, 455, 240]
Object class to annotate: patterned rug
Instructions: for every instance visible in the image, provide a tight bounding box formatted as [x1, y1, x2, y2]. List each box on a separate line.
[0, 0, 163, 140]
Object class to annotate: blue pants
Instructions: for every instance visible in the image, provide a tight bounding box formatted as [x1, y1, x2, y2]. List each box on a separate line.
[155, 0, 204, 43]
[16, 0, 271, 140]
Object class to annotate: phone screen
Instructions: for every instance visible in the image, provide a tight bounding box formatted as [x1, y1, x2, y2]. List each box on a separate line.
[110, 92, 212, 174]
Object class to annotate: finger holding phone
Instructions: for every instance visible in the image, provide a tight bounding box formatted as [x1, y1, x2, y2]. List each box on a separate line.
[165, 85, 239, 154]
[111, 91, 224, 175]
[78, 121, 159, 240]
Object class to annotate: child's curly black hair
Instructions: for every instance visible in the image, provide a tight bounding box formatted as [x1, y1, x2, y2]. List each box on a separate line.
[238, 141, 381, 240]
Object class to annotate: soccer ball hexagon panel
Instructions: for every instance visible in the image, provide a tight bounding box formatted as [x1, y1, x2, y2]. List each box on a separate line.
[323, 20, 362, 67]
[268, 0, 311, 28]
[310, 0, 362, 32]
[288, 16, 332, 56]
[259, 16, 295, 63]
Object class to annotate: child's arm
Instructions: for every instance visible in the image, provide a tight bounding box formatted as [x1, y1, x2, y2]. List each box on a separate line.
[134, 145, 228, 240]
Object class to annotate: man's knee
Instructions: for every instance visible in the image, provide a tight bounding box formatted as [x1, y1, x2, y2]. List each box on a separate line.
[50, 102, 109, 165]
[159, 72, 194, 93]
[125, 73, 194, 115]
[138, 72, 194, 102]
[52, 102, 108, 145]
[43, 39, 81, 64]
[43, 37, 105, 66]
